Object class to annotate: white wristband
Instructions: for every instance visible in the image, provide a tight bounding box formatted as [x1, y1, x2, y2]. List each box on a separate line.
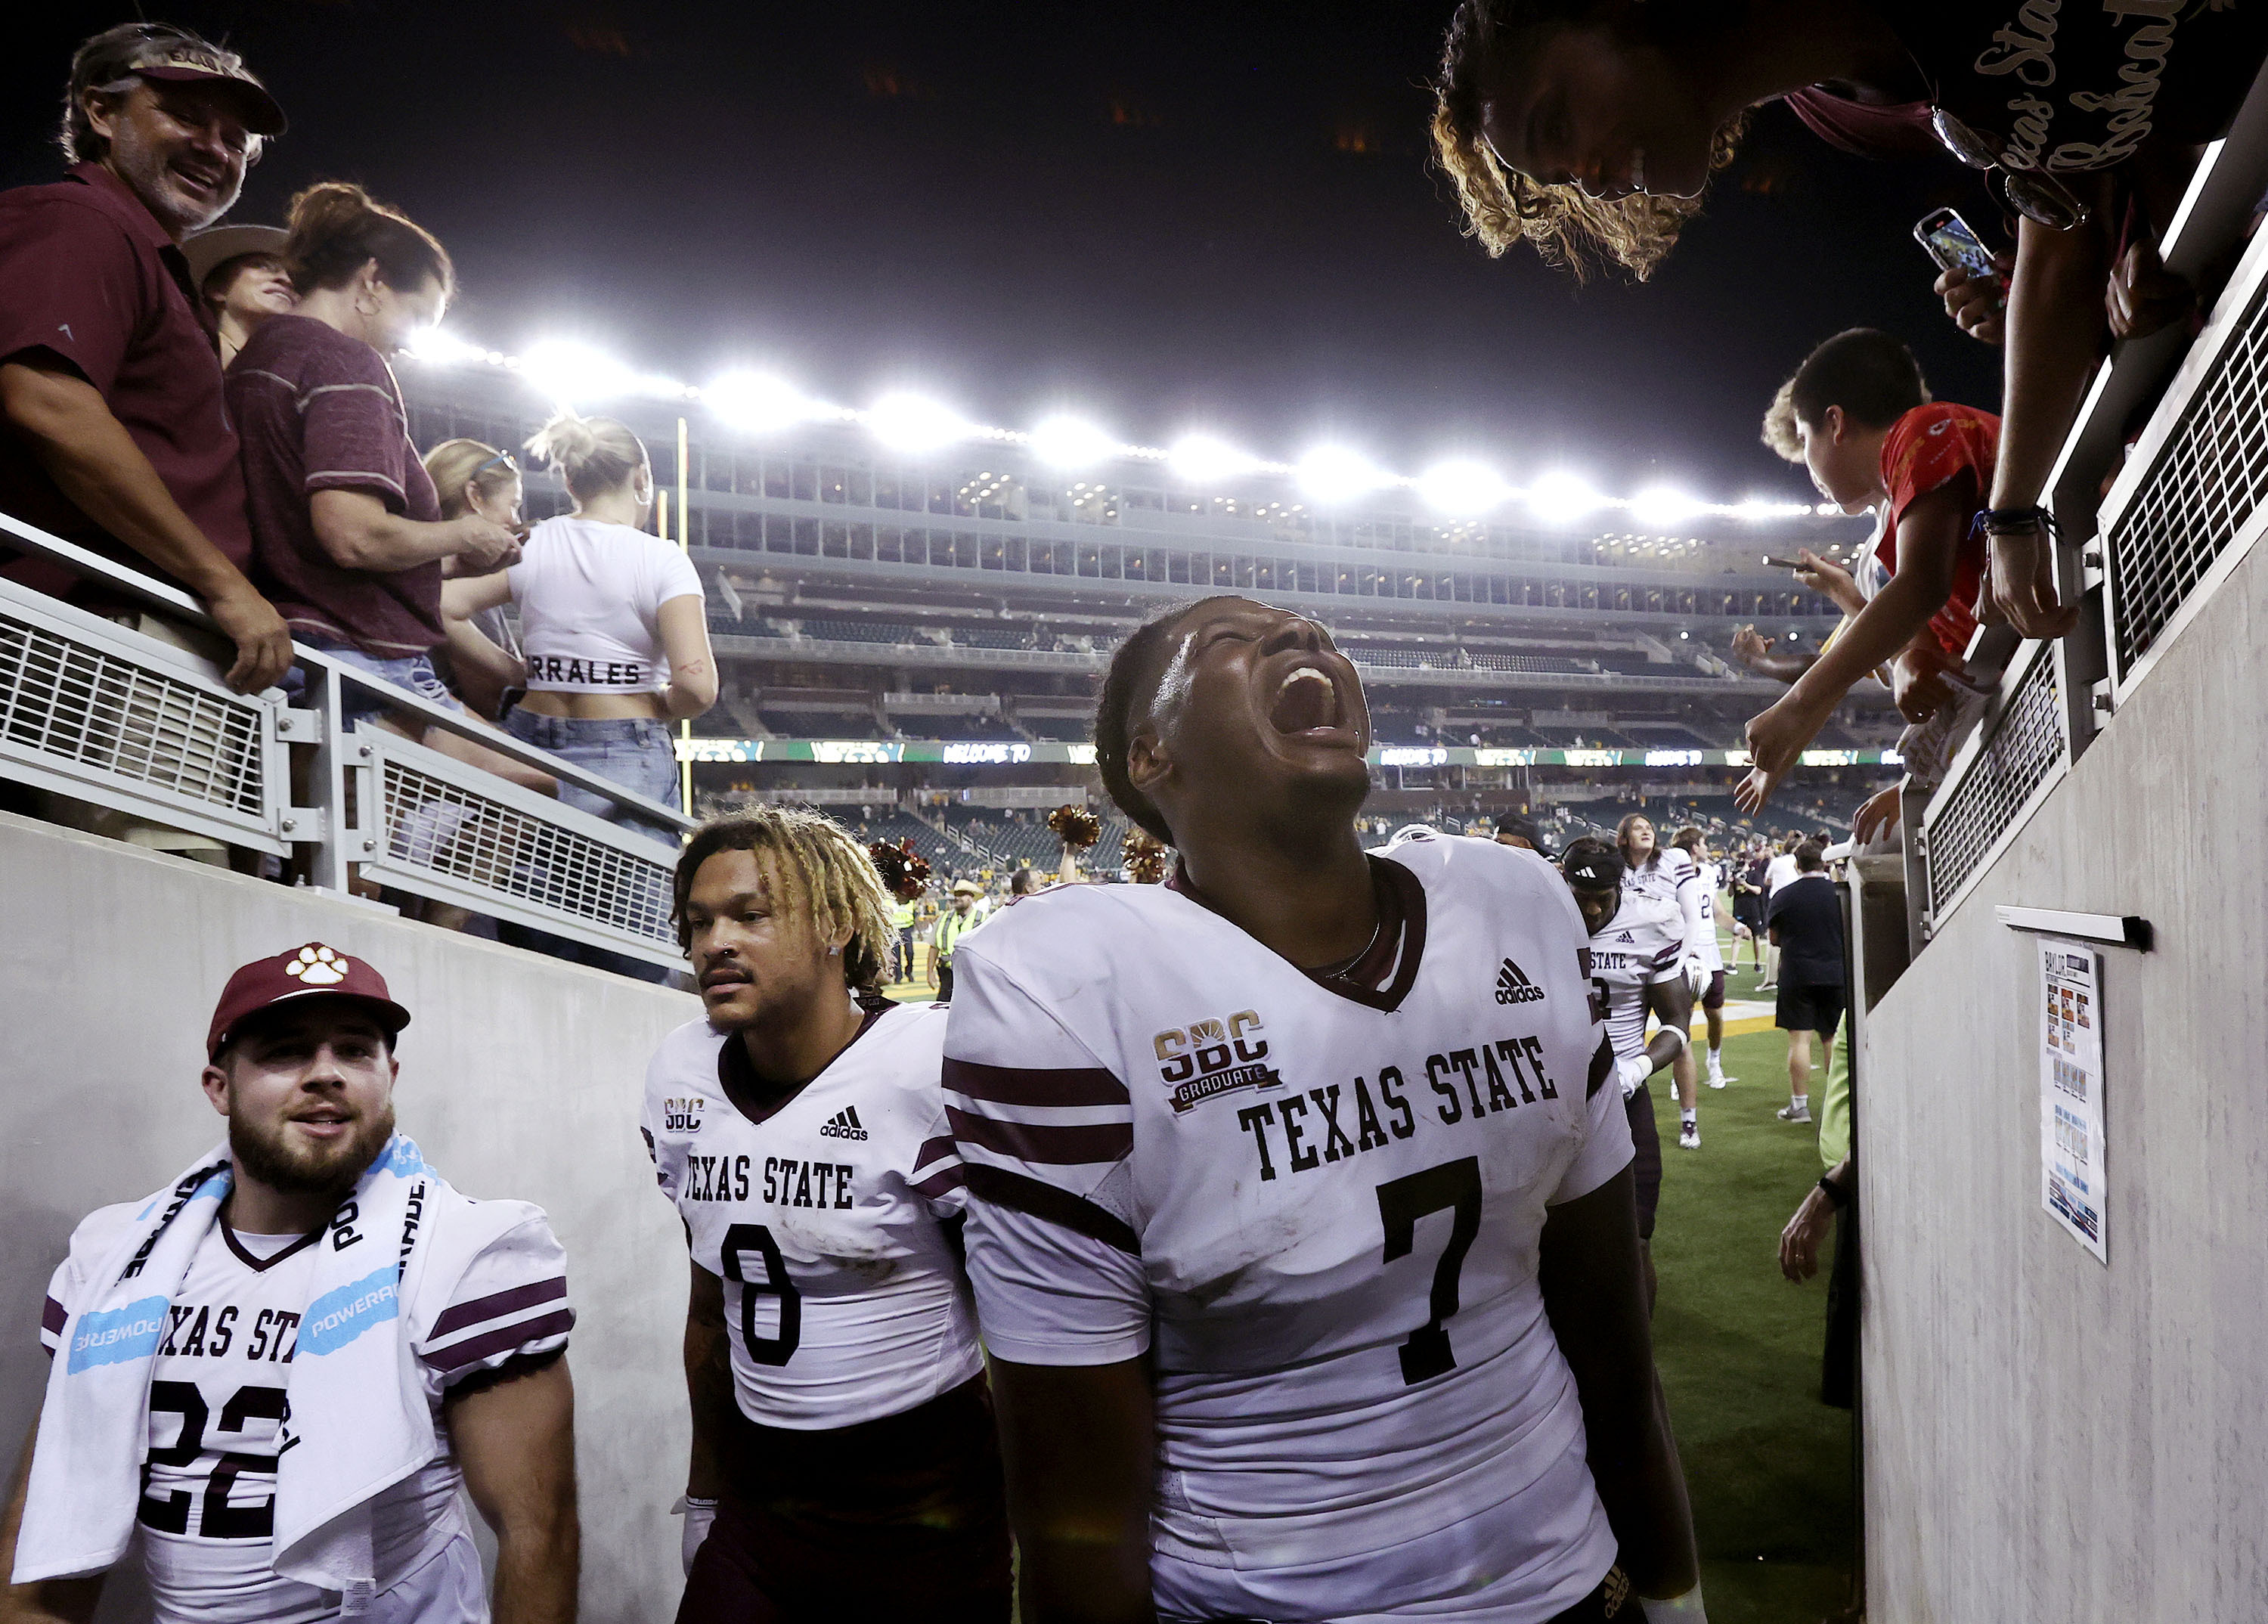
[1637, 1582, 1706, 1622]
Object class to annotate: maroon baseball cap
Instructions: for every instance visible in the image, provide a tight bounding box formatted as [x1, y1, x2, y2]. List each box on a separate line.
[129, 42, 288, 138]
[206, 943, 411, 1060]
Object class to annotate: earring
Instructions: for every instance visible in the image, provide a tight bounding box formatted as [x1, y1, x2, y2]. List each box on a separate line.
[828, 945, 841, 956]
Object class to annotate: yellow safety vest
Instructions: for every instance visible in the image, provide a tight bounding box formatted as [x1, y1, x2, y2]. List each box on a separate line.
[934, 907, 979, 965]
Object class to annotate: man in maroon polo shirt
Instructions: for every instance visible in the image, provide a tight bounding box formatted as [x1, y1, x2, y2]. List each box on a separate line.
[0, 23, 292, 694]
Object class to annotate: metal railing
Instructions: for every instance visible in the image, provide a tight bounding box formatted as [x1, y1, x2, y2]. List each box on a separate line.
[1913, 66, 2268, 943]
[0, 513, 692, 972]
[1914, 637, 2070, 932]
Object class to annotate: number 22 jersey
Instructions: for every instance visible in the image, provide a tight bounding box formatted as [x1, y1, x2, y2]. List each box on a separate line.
[641, 1000, 984, 1429]
[943, 832, 1635, 1622]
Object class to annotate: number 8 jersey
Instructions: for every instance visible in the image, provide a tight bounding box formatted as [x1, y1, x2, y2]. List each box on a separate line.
[641, 1000, 984, 1429]
[943, 833, 1635, 1623]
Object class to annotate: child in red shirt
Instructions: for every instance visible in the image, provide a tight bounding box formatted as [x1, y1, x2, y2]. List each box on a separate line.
[1741, 329, 1997, 816]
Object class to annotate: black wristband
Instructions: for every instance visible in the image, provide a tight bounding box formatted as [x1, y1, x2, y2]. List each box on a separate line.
[1817, 1173, 1850, 1209]
[1976, 505, 2056, 537]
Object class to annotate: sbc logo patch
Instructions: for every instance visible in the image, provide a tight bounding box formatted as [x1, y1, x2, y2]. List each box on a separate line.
[1155, 1011, 1281, 1114]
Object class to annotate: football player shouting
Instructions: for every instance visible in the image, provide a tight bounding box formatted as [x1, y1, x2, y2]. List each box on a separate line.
[943, 596, 1703, 1623]
[645, 808, 1008, 1623]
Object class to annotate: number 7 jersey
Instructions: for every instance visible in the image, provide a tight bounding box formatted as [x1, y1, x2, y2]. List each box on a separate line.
[943, 834, 1635, 1622]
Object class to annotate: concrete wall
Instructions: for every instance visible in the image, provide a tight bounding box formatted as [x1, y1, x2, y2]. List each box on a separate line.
[1861, 539, 2268, 1618]
[0, 811, 698, 1624]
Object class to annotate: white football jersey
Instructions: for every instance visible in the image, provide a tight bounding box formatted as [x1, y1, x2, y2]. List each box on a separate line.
[641, 1002, 984, 1430]
[1691, 860, 1724, 972]
[943, 835, 1632, 1622]
[1588, 894, 1687, 1080]
[1624, 846, 1704, 967]
[40, 1210, 569, 1624]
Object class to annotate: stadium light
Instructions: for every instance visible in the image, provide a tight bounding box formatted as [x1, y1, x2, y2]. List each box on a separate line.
[865, 391, 972, 453]
[1527, 471, 1603, 525]
[519, 339, 638, 404]
[1029, 414, 1118, 469]
[404, 325, 489, 367]
[1295, 445, 1388, 506]
[705, 370, 814, 435]
[413, 324, 1849, 518]
[1631, 485, 1701, 527]
[1416, 457, 1511, 515]
[1166, 432, 1257, 485]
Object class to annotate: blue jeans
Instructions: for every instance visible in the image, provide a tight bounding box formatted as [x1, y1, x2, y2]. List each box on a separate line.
[291, 637, 457, 729]
[503, 711, 682, 845]
[500, 711, 683, 983]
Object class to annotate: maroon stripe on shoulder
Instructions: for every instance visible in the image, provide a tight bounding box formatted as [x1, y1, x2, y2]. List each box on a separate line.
[912, 1134, 957, 1173]
[423, 1308, 575, 1373]
[429, 1275, 568, 1340]
[42, 1297, 67, 1335]
[943, 1057, 1128, 1108]
[947, 1105, 1131, 1167]
[965, 1165, 1140, 1254]
[910, 1166, 968, 1200]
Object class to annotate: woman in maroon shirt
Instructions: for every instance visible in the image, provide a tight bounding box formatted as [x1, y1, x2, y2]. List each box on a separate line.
[228, 182, 552, 857]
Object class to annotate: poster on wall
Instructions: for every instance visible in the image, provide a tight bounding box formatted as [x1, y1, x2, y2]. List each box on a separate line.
[2038, 935, 2107, 1263]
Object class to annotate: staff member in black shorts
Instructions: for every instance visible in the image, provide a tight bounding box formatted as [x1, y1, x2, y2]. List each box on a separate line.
[1765, 841, 1844, 1128]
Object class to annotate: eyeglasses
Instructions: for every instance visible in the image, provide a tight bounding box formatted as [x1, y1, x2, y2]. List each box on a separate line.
[1931, 107, 2089, 231]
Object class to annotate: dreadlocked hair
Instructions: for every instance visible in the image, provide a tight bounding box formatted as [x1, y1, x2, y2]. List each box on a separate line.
[1430, 0, 1747, 281]
[674, 807, 898, 1008]
[1093, 597, 1243, 847]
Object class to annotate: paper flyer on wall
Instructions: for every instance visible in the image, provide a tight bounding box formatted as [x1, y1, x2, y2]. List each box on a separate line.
[2038, 935, 2107, 1263]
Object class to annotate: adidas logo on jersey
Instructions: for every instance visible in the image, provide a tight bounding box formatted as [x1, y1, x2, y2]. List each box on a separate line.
[1616, 930, 1635, 943]
[1494, 959, 1546, 1006]
[819, 1105, 869, 1142]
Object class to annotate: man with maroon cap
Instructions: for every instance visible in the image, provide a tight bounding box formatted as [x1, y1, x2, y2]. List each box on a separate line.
[0, 22, 292, 693]
[1, 943, 581, 1624]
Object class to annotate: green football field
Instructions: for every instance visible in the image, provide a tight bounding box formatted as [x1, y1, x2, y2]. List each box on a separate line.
[1650, 953, 1857, 1624]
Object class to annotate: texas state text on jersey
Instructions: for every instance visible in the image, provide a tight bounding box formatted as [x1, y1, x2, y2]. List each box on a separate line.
[641, 1001, 983, 1430]
[943, 835, 1634, 1623]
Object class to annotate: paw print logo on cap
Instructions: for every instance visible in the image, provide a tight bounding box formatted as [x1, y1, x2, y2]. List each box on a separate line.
[285, 944, 349, 986]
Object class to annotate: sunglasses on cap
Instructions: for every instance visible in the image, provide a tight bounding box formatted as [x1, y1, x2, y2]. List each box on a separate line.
[1930, 107, 2089, 231]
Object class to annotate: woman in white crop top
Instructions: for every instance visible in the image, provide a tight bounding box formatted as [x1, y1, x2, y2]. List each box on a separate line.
[442, 409, 716, 845]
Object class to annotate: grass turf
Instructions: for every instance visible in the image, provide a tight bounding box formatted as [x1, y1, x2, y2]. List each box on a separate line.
[1650, 953, 1857, 1624]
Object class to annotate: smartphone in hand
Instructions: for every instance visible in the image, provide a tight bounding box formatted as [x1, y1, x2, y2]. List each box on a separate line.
[1914, 206, 2004, 286]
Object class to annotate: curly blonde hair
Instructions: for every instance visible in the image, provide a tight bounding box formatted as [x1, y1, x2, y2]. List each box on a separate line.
[1430, 0, 1747, 282]
[1761, 380, 1804, 463]
[672, 807, 897, 1000]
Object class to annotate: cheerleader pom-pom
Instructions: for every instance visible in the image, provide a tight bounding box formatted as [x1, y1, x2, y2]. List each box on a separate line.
[1048, 804, 1101, 851]
[868, 838, 933, 902]
[1123, 829, 1168, 885]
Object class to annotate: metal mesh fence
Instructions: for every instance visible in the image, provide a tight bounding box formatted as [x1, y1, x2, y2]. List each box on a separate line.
[0, 606, 264, 817]
[377, 758, 678, 948]
[1926, 651, 2065, 918]
[2108, 279, 2268, 673]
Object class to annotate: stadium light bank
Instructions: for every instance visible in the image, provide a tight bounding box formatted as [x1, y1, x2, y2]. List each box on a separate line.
[404, 327, 1838, 523]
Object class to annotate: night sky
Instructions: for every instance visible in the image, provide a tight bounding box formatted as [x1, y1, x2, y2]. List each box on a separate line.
[8, 2, 2003, 502]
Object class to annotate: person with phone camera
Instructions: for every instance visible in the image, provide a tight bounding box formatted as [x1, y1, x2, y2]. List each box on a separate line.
[1737, 329, 1999, 821]
[1430, 0, 2268, 643]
